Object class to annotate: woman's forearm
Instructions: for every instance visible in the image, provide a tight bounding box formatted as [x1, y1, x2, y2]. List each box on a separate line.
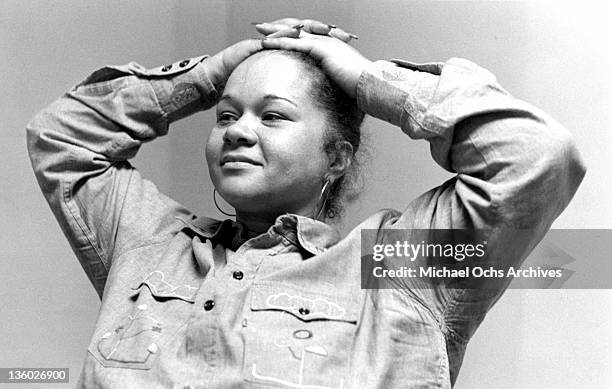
[27, 55, 217, 166]
[25, 55, 219, 294]
[355, 57, 586, 231]
[25, 39, 264, 296]
[355, 57, 586, 362]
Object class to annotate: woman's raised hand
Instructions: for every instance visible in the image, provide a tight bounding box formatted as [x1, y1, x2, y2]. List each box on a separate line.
[253, 18, 357, 42]
[254, 18, 372, 99]
[205, 39, 264, 91]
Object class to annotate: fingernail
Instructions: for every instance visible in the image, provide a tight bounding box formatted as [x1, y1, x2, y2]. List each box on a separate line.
[348, 33, 359, 40]
[327, 24, 337, 29]
[292, 23, 305, 30]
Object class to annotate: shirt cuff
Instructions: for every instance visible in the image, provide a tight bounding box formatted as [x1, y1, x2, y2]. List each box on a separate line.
[79, 55, 220, 125]
[355, 59, 443, 137]
[146, 55, 220, 123]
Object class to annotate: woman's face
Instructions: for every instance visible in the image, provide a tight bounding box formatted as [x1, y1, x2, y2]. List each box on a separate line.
[205, 52, 330, 217]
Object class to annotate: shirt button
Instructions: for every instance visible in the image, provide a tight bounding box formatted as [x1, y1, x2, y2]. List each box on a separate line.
[232, 270, 244, 280]
[179, 59, 190, 67]
[203, 299, 215, 311]
[161, 64, 172, 72]
[298, 307, 310, 316]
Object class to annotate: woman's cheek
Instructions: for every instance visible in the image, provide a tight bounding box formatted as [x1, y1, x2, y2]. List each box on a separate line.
[204, 131, 222, 166]
[204, 137, 221, 185]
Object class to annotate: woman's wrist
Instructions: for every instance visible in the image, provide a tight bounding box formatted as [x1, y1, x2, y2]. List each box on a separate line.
[344, 57, 373, 99]
[200, 55, 227, 94]
[354, 60, 415, 127]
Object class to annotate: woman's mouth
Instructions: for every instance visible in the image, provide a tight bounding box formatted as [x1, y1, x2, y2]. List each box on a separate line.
[220, 154, 262, 166]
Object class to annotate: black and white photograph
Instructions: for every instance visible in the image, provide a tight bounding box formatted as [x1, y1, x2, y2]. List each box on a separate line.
[1, 1, 610, 388]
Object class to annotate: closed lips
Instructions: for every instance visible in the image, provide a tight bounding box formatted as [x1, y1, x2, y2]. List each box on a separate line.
[220, 155, 261, 165]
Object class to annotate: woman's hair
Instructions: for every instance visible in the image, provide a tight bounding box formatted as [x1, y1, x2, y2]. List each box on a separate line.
[274, 50, 366, 220]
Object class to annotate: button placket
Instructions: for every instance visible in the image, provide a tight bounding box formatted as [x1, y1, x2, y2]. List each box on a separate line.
[267, 241, 288, 257]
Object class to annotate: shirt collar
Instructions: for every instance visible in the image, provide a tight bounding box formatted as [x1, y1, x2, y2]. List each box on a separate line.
[176, 213, 340, 255]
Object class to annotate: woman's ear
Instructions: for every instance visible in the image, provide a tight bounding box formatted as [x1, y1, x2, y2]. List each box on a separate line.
[327, 141, 353, 180]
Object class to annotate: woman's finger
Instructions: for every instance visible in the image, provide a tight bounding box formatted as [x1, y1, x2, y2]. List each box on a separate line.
[264, 25, 304, 39]
[266, 18, 334, 36]
[253, 22, 291, 35]
[255, 21, 325, 36]
[301, 19, 334, 35]
[233, 38, 266, 57]
[260, 36, 316, 55]
[254, 20, 357, 43]
[252, 18, 303, 34]
[328, 27, 355, 43]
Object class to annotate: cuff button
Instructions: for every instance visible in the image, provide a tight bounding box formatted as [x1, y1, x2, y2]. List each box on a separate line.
[179, 59, 190, 68]
[161, 64, 172, 72]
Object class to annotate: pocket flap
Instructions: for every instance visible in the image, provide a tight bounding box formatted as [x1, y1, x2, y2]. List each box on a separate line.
[251, 282, 358, 323]
[132, 270, 198, 303]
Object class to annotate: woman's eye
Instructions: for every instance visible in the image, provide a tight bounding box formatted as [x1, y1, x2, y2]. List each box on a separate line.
[262, 112, 286, 122]
[216, 112, 237, 123]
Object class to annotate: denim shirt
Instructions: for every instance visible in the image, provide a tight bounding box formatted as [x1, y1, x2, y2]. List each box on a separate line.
[27, 54, 585, 388]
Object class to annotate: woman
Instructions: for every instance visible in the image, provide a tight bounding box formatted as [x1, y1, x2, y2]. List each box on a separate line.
[27, 18, 585, 389]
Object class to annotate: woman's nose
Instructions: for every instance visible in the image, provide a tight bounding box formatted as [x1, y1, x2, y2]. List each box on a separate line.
[223, 117, 258, 146]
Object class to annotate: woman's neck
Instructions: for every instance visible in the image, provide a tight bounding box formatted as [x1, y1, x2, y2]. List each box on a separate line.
[234, 200, 319, 236]
[235, 211, 279, 236]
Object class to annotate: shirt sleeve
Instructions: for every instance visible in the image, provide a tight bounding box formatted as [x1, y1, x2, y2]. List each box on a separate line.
[26, 55, 219, 297]
[355, 57, 586, 372]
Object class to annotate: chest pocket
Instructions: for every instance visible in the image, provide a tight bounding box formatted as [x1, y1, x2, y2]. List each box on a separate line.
[244, 282, 359, 389]
[89, 271, 198, 370]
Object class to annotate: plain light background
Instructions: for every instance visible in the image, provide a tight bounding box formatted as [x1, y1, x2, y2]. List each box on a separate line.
[1, 1, 611, 388]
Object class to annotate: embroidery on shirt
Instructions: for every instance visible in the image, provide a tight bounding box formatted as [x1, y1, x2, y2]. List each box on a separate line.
[382, 68, 408, 82]
[252, 344, 343, 389]
[248, 290, 351, 388]
[141, 270, 197, 300]
[266, 292, 346, 320]
[97, 309, 162, 364]
[273, 328, 326, 362]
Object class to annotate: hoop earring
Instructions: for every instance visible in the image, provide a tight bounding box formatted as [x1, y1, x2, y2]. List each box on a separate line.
[314, 178, 332, 221]
[213, 189, 236, 217]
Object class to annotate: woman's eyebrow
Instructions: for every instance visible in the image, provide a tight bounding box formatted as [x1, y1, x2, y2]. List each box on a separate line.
[218, 94, 235, 104]
[218, 94, 297, 108]
[263, 94, 297, 107]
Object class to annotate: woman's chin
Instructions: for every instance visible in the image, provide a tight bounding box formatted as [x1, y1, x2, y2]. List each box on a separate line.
[217, 185, 269, 209]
